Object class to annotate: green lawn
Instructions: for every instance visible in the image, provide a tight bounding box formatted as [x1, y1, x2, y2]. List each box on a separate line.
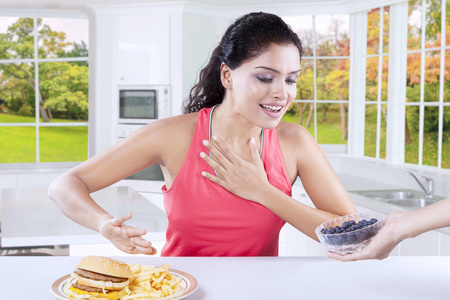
[0, 114, 82, 123]
[283, 107, 449, 168]
[282, 110, 347, 144]
[1, 112, 448, 168]
[0, 114, 88, 163]
[405, 130, 450, 169]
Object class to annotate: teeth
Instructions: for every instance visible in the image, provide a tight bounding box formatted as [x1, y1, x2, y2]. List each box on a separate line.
[261, 104, 283, 111]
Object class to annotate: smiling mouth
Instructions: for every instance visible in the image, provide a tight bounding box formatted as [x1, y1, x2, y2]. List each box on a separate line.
[260, 104, 283, 113]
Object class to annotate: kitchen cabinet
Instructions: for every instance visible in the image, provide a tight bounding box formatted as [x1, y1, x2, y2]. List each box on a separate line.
[117, 13, 170, 85]
[399, 230, 440, 256]
[440, 233, 450, 255]
[280, 185, 328, 256]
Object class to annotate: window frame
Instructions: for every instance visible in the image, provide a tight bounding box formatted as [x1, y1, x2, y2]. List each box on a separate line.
[285, 14, 351, 154]
[404, 0, 449, 169]
[364, 6, 389, 160]
[350, 0, 450, 173]
[0, 10, 89, 168]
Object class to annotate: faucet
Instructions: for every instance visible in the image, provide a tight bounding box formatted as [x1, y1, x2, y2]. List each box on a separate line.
[406, 171, 434, 198]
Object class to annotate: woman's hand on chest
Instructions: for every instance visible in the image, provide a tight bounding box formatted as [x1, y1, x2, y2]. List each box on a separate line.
[200, 135, 271, 202]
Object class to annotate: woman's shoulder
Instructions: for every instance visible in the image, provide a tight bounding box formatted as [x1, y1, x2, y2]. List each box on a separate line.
[142, 111, 198, 136]
[275, 120, 315, 143]
[275, 120, 325, 166]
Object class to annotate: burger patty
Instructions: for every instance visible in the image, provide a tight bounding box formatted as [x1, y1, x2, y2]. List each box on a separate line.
[72, 283, 108, 293]
[75, 268, 129, 283]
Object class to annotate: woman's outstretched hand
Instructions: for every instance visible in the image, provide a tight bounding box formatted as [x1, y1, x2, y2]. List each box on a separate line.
[99, 212, 157, 255]
[200, 135, 270, 202]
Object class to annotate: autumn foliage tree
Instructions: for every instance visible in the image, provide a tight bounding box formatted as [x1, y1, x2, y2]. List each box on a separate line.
[287, 16, 350, 141]
[405, 0, 450, 136]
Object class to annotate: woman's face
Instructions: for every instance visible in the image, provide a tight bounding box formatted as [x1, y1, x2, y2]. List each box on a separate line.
[224, 43, 301, 129]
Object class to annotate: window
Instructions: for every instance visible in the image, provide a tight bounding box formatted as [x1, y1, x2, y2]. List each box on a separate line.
[355, 0, 449, 171]
[365, 7, 390, 159]
[404, 0, 449, 169]
[0, 15, 89, 164]
[283, 15, 350, 153]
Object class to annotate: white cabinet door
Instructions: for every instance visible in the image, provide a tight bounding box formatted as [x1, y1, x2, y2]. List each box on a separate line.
[439, 232, 450, 255]
[118, 13, 170, 85]
[280, 186, 328, 256]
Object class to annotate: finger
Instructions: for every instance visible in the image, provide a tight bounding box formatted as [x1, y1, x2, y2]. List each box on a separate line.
[109, 212, 133, 226]
[200, 151, 227, 174]
[211, 136, 243, 164]
[327, 250, 367, 262]
[122, 226, 147, 237]
[130, 236, 154, 249]
[133, 245, 158, 255]
[202, 139, 232, 169]
[201, 170, 227, 187]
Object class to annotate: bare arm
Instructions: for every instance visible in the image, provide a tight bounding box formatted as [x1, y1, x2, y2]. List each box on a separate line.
[48, 117, 176, 254]
[200, 125, 356, 241]
[329, 197, 450, 261]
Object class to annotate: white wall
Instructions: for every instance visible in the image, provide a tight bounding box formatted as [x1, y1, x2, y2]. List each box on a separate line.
[181, 12, 219, 110]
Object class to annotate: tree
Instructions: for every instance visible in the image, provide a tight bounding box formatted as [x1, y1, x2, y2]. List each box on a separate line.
[319, 17, 350, 140]
[41, 62, 89, 120]
[288, 16, 350, 141]
[57, 41, 89, 66]
[0, 18, 88, 122]
[405, 0, 450, 136]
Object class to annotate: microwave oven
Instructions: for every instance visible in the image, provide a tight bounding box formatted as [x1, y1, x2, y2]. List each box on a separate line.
[118, 85, 170, 124]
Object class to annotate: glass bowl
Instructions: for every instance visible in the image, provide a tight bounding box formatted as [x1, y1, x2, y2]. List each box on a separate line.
[315, 213, 384, 255]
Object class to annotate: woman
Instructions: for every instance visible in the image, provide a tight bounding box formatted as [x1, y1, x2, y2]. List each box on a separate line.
[48, 12, 356, 256]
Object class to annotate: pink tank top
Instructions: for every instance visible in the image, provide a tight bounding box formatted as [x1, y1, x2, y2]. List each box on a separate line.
[161, 106, 292, 256]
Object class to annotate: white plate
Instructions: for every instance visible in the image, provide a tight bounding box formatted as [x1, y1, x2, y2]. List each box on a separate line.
[51, 269, 198, 299]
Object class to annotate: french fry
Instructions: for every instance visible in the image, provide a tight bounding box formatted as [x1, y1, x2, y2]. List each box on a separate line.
[120, 264, 183, 299]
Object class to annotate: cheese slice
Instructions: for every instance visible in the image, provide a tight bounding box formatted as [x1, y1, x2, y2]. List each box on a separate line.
[67, 285, 121, 300]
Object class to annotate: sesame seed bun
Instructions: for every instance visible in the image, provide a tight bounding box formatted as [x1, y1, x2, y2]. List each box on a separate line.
[76, 256, 131, 279]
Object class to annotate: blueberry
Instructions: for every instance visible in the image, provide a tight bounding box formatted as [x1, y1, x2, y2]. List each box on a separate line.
[337, 235, 346, 245]
[347, 232, 357, 243]
[350, 220, 356, 225]
[355, 231, 364, 243]
[370, 218, 378, 224]
[328, 227, 335, 234]
[360, 220, 369, 228]
[321, 228, 327, 234]
[326, 235, 336, 245]
[342, 221, 350, 229]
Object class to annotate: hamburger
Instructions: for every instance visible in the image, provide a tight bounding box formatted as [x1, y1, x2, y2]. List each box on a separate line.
[64, 256, 131, 300]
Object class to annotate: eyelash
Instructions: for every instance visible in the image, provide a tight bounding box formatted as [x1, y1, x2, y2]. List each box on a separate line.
[257, 77, 297, 85]
[286, 79, 297, 85]
[257, 77, 272, 83]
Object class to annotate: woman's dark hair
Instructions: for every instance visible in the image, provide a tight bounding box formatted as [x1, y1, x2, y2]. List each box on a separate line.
[183, 12, 303, 114]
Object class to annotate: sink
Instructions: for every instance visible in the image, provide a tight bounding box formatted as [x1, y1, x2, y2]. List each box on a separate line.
[384, 198, 439, 208]
[350, 189, 446, 209]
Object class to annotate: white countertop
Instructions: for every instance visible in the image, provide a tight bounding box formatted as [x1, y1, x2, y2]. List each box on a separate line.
[0, 186, 168, 247]
[0, 256, 449, 300]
